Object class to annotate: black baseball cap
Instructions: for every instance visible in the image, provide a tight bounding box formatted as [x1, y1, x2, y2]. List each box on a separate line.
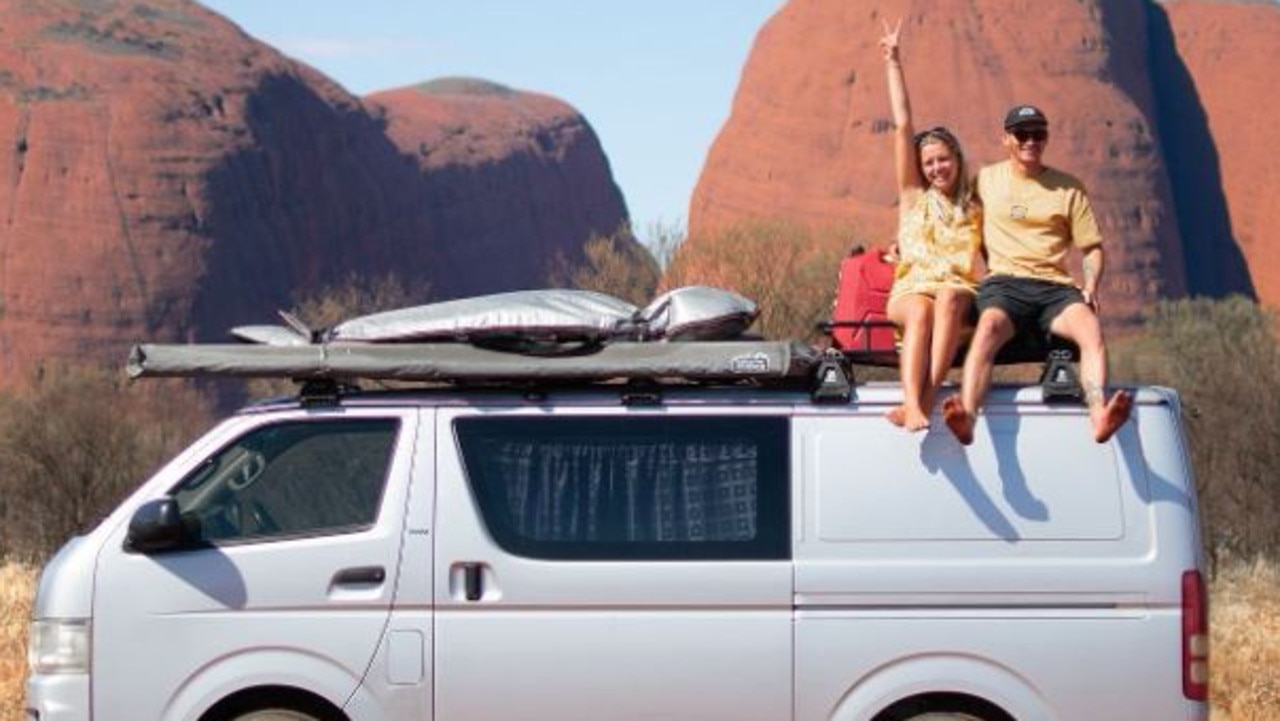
[1004, 104, 1048, 130]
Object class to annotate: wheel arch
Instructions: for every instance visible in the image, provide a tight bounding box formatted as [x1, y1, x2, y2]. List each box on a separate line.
[829, 653, 1050, 721]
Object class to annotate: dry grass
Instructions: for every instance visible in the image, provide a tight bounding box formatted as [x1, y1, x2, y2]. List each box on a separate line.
[0, 561, 35, 721]
[0, 558, 1277, 721]
[1210, 558, 1280, 720]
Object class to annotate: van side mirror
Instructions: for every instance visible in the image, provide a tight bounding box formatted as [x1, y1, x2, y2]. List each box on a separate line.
[125, 498, 189, 553]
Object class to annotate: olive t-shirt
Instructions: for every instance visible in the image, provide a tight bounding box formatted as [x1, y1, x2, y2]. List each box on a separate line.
[977, 160, 1102, 286]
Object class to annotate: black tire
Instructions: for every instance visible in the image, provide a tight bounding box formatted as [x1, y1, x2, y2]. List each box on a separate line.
[230, 711, 321, 721]
[903, 714, 988, 721]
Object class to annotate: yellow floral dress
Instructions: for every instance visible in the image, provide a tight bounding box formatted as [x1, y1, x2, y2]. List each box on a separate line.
[889, 188, 982, 301]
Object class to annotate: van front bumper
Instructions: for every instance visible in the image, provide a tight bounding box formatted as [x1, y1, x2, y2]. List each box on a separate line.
[25, 673, 89, 721]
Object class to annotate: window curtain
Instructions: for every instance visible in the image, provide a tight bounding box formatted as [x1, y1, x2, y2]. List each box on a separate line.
[476, 438, 760, 543]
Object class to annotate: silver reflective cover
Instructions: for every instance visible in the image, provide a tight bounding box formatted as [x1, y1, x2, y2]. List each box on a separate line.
[229, 325, 311, 346]
[640, 286, 758, 340]
[328, 290, 640, 343]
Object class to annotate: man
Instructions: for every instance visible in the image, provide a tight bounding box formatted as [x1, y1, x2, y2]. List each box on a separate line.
[942, 104, 1131, 445]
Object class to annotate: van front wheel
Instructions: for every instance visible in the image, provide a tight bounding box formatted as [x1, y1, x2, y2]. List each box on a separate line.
[903, 714, 987, 721]
[231, 711, 321, 721]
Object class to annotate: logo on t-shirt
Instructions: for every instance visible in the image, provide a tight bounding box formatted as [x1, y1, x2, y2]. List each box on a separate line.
[1010, 204, 1028, 220]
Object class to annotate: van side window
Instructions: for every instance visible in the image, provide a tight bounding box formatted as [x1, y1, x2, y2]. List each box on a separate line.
[171, 419, 399, 544]
[455, 416, 789, 560]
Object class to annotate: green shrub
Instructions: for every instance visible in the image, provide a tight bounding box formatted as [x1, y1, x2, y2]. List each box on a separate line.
[0, 364, 214, 561]
[547, 225, 661, 307]
[1113, 296, 1280, 563]
[662, 218, 856, 341]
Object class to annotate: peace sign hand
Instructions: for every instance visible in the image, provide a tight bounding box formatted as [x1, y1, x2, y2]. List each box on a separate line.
[879, 18, 903, 63]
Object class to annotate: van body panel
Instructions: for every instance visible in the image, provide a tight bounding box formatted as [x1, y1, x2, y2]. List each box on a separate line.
[793, 393, 1204, 721]
[359, 409, 436, 721]
[793, 400, 1193, 599]
[432, 406, 794, 721]
[29, 538, 95, 620]
[795, 608, 1190, 721]
[811, 411, 1125, 542]
[88, 407, 420, 721]
[22, 674, 89, 721]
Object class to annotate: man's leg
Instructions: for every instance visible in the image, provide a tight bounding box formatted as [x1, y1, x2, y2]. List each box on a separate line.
[944, 307, 1015, 445]
[1048, 303, 1132, 442]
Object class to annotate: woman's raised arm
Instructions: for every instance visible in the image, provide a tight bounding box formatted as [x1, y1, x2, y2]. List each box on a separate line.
[879, 18, 923, 194]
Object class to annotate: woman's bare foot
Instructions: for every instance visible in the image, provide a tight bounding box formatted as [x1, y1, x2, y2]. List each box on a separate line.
[942, 396, 974, 445]
[887, 405, 929, 431]
[1092, 390, 1133, 443]
[902, 406, 930, 431]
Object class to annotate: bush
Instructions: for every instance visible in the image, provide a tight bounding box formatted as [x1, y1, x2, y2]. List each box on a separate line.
[547, 226, 661, 307]
[662, 218, 855, 341]
[245, 273, 432, 400]
[1113, 296, 1280, 562]
[641, 218, 686, 272]
[0, 364, 215, 561]
[288, 272, 429, 331]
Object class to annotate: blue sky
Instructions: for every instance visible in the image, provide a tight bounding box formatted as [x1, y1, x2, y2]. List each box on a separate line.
[197, 1, 786, 245]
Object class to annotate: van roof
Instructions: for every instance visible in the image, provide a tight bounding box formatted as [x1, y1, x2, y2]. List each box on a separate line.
[231, 379, 1177, 415]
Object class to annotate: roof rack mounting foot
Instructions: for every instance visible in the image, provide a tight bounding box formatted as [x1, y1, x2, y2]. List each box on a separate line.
[297, 378, 353, 406]
[621, 379, 663, 407]
[1040, 349, 1083, 404]
[812, 349, 854, 404]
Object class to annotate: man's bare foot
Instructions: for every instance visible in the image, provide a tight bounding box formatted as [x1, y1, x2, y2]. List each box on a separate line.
[942, 396, 974, 445]
[1092, 390, 1133, 443]
[885, 406, 906, 427]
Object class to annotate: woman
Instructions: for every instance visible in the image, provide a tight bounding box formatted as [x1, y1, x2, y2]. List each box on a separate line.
[879, 19, 982, 431]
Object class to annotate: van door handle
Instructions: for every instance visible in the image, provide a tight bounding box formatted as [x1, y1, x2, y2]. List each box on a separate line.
[463, 563, 482, 601]
[332, 566, 386, 586]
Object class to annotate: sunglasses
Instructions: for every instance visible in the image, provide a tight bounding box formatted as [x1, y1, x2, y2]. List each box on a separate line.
[913, 126, 955, 147]
[1011, 127, 1048, 143]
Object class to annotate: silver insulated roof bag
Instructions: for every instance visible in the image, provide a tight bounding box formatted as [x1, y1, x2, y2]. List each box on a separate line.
[229, 286, 760, 348]
[327, 289, 640, 345]
[133, 287, 823, 387]
[639, 286, 759, 341]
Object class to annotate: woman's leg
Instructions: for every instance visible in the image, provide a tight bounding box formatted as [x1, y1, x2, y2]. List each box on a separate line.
[887, 293, 933, 430]
[925, 289, 973, 413]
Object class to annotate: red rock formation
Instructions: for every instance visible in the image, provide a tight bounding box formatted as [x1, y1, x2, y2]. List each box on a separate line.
[368, 78, 629, 294]
[1158, 0, 1280, 308]
[0, 0, 628, 387]
[689, 0, 1193, 328]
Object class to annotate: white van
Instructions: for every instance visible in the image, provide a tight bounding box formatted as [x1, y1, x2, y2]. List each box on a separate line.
[25, 339, 1209, 721]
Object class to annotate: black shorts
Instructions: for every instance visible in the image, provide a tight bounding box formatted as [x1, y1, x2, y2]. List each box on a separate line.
[976, 275, 1085, 339]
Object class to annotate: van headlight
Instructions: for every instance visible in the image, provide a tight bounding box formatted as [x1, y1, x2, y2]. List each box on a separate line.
[28, 619, 90, 674]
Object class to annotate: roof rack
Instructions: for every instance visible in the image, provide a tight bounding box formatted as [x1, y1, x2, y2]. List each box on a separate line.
[819, 319, 1085, 403]
[127, 340, 854, 399]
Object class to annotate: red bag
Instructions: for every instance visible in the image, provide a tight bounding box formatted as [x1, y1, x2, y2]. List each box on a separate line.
[828, 246, 897, 357]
